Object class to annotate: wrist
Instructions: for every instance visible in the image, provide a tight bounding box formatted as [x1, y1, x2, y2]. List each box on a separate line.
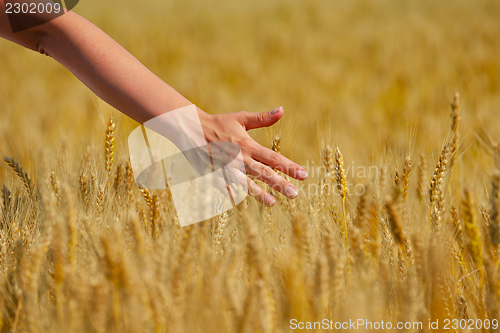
[196, 106, 213, 123]
[143, 104, 207, 152]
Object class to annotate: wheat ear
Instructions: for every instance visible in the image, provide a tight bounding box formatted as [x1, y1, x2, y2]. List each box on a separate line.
[334, 147, 349, 275]
[450, 93, 460, 169]
[4, 157, 35, 198]
[50, 171, 61, 205]
[402, 156, 412, 202]
[416, 154, 427, 203]
[429, 143, 450, 231]
[105, 116, 116, 192]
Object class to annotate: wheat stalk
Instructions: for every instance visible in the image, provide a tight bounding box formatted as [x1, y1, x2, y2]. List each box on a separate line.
[334, 147, 349, 275]
[2, 185, 11, 225]
[105, 117, 116, 174]
[125, 162, 135, 204]
[79, 173, 90, 207]
[103, 116, 116, 205]
[494, 143, 500, 172]
[387, 187, 406, 245]
[323, 146, 334, 174]
[4, 157, 35, 198]
[450, 93, 460, 169]
[402, 156, 412, 202]
[114, 162, 124, 193]
[416, 154, 427, 203]
[429, 143, 450, 230]
[461, 189, 484, 280]
[151, 194, 160, 240]
[50, 172, 61, 205]
[489, 173, 500, 246]
[212, 211, 228, 254]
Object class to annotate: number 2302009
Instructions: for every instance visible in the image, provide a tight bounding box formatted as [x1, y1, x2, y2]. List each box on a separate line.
[6, 2, 62, 14]
[443, 319, 498, 330]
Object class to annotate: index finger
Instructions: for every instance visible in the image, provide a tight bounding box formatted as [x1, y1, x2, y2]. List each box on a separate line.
[250, 146, 308, 180]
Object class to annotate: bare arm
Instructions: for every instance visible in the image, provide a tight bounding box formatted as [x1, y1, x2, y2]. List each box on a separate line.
[0, 6, 190, 123]
[0, 3, 308, 205]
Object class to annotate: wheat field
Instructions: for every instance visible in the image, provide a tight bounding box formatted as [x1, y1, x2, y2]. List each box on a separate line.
[1, 0, 500, 332]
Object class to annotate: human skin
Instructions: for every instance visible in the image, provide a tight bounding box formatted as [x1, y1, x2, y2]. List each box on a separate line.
[0, 1, 308, 206]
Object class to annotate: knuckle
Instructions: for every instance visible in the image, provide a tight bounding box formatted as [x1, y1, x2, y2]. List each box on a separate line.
[238, 138, 253, 149]
[261, 167, 274, 179]
[239, 139, 259, 154]
[236, 111, 247, 123]
[272, 183, 284, 193]
[256, 112, 266, 123]
[274, 165, 286, 174]
[246, 160, 260, 175]
[269, 152, 281, 165]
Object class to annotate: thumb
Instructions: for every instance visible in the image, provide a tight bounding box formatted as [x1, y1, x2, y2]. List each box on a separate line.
[241, 106, 283, 130]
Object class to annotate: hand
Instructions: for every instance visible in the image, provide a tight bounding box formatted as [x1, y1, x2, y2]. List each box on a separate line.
[197, 106, 308, 207]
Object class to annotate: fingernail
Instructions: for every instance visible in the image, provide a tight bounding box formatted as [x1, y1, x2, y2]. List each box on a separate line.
[296, 169, 308, 180]
[270, 106, 282, 115]
[264, 194, 276, 207]
[285, 185, 298, 199]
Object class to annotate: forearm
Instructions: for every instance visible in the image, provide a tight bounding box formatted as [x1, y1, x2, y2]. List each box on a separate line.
[1, 8, 193, 124]
[44, 12, 195, 123]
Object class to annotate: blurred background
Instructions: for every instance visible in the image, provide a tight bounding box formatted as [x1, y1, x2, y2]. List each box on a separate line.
[1, 0, 499, 183]
[1, 2, 500, 331]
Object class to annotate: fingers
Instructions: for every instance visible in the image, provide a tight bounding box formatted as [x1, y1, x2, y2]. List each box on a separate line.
[246, 177, 276, 207]
[251, 146, 308, 180]
[239, 106, 283, 130]
[246, 160, 299, 199]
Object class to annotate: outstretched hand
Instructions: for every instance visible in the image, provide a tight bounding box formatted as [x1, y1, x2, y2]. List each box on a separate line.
[197, 106, 308, 206]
